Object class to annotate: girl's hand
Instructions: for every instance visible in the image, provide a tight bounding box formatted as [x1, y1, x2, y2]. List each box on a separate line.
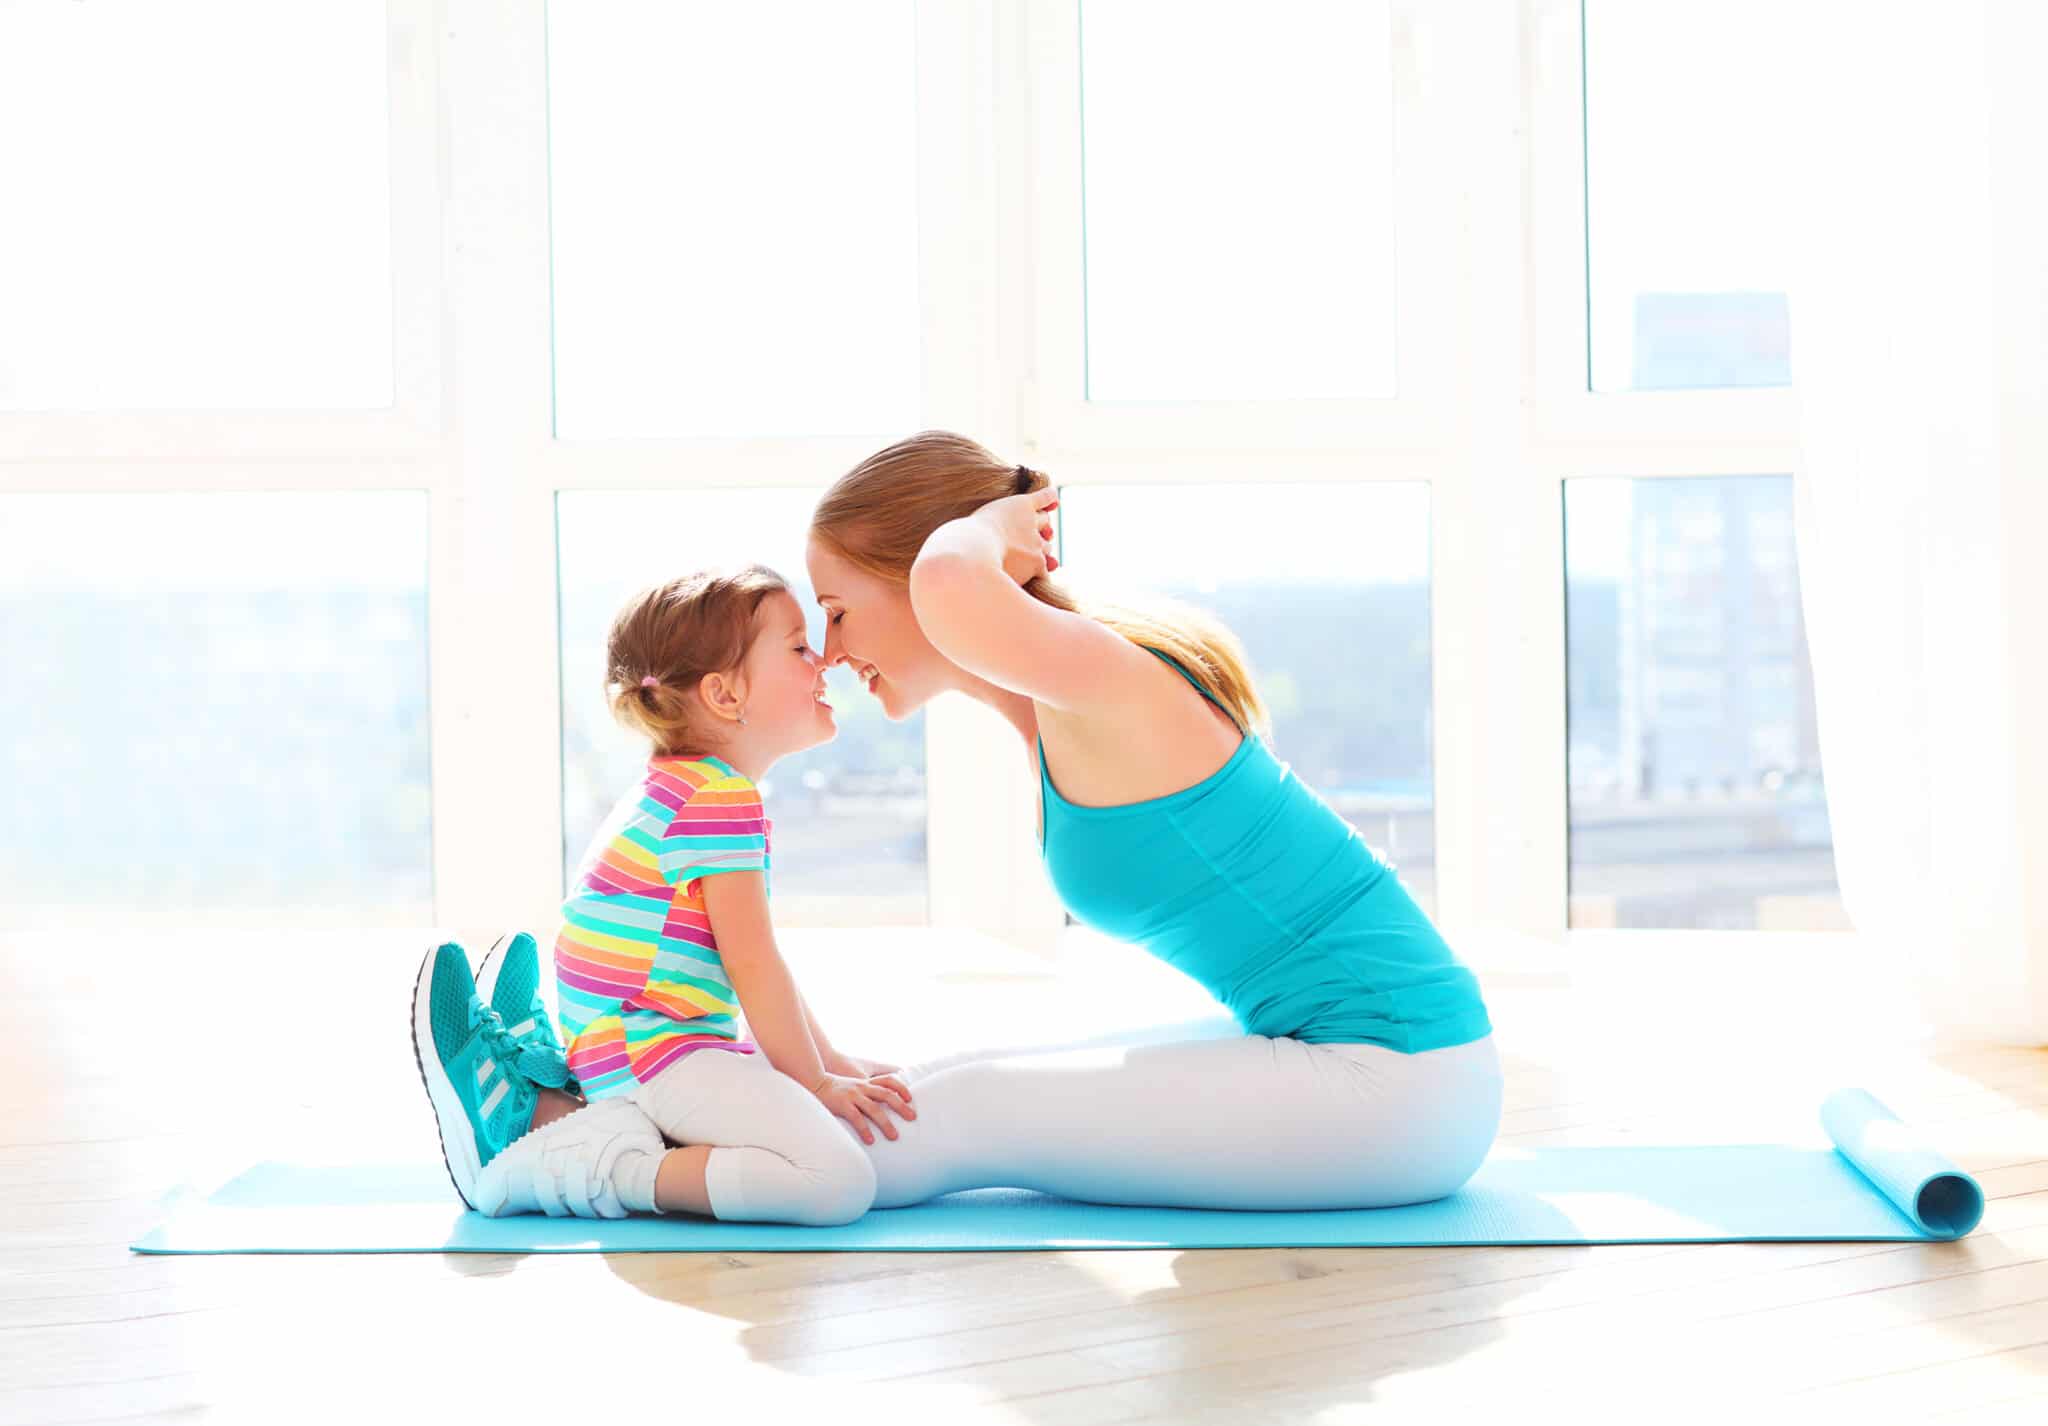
[827, 1051, 905, 1081]
[970, 489, 1061, 587]
[808, 1071, 917, 1145]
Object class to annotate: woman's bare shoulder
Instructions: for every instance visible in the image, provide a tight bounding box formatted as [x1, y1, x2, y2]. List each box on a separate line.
[1035, 646, 1242, 802]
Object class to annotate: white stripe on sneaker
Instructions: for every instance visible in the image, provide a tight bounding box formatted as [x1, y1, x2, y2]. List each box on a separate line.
[480, 1077, 508, 1118]
[508, 1018, 535, 1038]
[475, 1057, 494, 1087]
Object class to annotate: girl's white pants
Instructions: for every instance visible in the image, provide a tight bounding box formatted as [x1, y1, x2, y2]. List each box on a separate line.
[625, 1016, 1504, 1223]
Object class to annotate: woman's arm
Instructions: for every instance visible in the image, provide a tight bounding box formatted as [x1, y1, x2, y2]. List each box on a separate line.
[698, 869, 829, 1092]
[910, 495, 1153, 712]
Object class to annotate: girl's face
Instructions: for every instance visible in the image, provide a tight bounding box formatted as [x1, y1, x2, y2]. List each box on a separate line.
[741, 589, 836, 753]
[804, 535, 947, 718]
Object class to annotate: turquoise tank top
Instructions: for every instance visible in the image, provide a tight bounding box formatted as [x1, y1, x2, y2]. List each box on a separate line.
[1036, 646, 1493, 1054]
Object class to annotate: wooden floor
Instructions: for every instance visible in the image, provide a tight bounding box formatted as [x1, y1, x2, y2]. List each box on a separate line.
[4, 926, 2044, 1425]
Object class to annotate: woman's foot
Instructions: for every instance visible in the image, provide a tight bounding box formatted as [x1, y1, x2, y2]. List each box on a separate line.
[473, 931, 583, 1098]
[411, 941, 563, 1210]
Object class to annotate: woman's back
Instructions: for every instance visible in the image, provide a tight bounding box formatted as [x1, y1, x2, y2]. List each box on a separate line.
[1030, 639, 1247, 825]
[1037, 647, 1493, 1054]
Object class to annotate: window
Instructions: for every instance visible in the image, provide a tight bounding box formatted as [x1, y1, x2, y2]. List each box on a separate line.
[0, 1, 392, 410]
[0, 492, 432, 927]
[1563, 476, 1843, 929]
[0, 5, 1858, 952]
[544, 1, 921, 438]
[1078, 0, 1398, 402]
[1582, 0, 1797, 393]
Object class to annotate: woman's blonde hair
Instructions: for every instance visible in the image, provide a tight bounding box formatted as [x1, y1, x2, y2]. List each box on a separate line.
[605, 564, 791, 757]
[808, 429, 1271, 740]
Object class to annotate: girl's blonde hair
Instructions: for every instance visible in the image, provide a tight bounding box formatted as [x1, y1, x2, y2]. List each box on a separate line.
[605, 564, 791, 757]
[808, 429, 1271, 740]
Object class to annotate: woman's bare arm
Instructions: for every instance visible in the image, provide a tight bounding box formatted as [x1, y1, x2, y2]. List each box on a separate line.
[910, 511, 1154, 712]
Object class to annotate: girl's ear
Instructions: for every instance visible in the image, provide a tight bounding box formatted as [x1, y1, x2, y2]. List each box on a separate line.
[696, 669, 751, 722]
[695, 670, 733, 718]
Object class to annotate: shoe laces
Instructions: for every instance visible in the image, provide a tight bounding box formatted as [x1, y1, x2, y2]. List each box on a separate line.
[468, 997, 572, 1091]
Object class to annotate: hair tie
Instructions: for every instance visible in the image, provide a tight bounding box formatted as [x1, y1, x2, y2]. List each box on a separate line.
[1014, 463, 1034, 493]
[640, 675, 659, 689]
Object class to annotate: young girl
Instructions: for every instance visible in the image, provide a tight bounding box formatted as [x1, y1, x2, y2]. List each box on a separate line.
[412, 564, 916, 1225]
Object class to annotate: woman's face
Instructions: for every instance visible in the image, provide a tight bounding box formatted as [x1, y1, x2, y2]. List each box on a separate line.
[804, 534, 948, 718]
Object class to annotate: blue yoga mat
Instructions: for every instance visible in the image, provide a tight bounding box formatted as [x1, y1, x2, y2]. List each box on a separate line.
[129, 1088, 1984, 1255]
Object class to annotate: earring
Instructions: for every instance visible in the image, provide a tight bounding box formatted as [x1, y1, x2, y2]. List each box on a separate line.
[738, 708, 747, 726]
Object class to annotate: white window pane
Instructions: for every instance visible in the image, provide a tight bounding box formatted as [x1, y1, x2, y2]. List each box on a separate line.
[0, 493, 432, 928]
[546, 1, 921, 438]
[556, 490, 928, 925]
[1565, 476, 1844, 928]
[1080, 0, 1398, 402]
[0, 1, 392, 411]
[1583, 0, 1797, 392]
[1054, 482, 1435, 913]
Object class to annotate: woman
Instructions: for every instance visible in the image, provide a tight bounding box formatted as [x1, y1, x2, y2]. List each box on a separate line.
[804, 430, 1503, 1210]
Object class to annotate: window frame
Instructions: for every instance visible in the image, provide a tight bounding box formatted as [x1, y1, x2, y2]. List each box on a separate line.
[0, 0, 1833, 967]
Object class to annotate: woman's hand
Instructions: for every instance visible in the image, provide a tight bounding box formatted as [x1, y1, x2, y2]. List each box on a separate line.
[808, 1071, 917, 1145]
[970, 489, 1061, 587]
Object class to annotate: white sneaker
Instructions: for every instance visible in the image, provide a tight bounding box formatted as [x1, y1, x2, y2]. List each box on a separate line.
[470, 1093, 667, 1220]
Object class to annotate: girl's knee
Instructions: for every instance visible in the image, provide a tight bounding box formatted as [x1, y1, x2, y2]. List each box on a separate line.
[797, 1145, 876, 1226]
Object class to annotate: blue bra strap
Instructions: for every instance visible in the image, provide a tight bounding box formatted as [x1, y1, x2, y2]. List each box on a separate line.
[1040, 647, 1240, 793]
[1142, 644, 1233, 717]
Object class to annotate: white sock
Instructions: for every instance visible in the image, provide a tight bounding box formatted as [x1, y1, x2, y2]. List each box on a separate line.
[611, 1144, 664, 1215]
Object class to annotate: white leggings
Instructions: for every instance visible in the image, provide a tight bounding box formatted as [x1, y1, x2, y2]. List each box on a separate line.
[623, 1048, 878, 1226]
[627, 1017, 1504, 1222]
[852, 1015, 1505, 1211]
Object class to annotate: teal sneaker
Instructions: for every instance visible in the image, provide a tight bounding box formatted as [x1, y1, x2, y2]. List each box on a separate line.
[473, 931, 581, 1100]
[409, 940, 575, 1211]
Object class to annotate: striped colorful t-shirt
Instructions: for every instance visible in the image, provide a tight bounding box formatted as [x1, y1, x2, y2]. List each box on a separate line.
[552, 753, 772, 1100]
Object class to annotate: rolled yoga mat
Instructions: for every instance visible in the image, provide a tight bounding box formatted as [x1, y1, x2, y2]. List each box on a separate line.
[130, 1086, 1984, 1255]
